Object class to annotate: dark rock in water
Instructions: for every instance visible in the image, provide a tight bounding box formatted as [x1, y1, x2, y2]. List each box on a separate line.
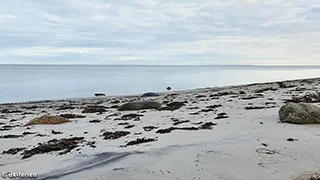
[21, 137, 85, 159]
[279, 103, 320, 124]
[167, 87, 172, 91]
[102, 131, 130, 140]
[110, 100, 120, 104]
[160, 101, 187, 111]
[142, 92, 160, 97]
[143, 126, 158, 131]
[2, 147, 26, 155]
[95, 93, 106, 97]
[124, 137, 158, 147]
[118, 101, 161, 111]
[59, 114, 86, 119]
[82, 106, 107, 113]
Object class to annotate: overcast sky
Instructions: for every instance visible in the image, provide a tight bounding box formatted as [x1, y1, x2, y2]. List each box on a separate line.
[0, 0, 319, 65]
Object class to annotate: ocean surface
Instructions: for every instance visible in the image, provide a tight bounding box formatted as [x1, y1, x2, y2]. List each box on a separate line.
[0, 65, 319, 103]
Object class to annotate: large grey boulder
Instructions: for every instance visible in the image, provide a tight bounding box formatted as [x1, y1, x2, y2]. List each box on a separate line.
[279, 103, 320, 124]
[118, 101, 161, 111]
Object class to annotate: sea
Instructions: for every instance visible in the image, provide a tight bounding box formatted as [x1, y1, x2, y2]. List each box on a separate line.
[0, 65, 319, 103]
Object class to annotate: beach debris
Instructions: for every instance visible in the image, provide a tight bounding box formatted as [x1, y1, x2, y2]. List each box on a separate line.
[210, 91, 233, 97]
[21, 105, 39, 109]
[279, 103, 320, 124]
[102, 131, 130, 140]
[254, 87, 278, 93]
[195, 94, 207, 98]
[241, 96, 261, 100]
[56, 105, 75, 110]
[89, 119, 101, 123]
[118, 101, 161, 111]
[160, 101, 187, 111]
[215, 113, 229, 119]
[0, 125, 14, 131]
[22, 131, 37, 135]
[245, 106, 276, 110]
[0, 134, 24, 139]
[124, 137, 158, 147]
[2, 147, 26, 155]
[142, 92, 160, 97]
[143, 126, 158, 131]
[24, 115, 72, 126]
[120, 113, 144, 120]
[21, 137, 85, 159]
[59, 114, 86, 119]
[256, 148, 277, 155]
[51, 130, 63, 135]
[82, 106, 107, 113]
[0, 109, 22, 114]
[156, 122, 217, 134]
[94, 93, 106, 97]
[287, 92, 320, 103]
[287, 138, 298, 142]
[173, 120, 190, 126]
[124, 125, 135, 129]
[277, 81, 296, 88]
[118, 122, 130, 126]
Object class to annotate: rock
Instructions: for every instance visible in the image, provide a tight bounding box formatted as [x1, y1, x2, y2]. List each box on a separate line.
[118, 101, 161, 111]
[279, 103, 320, 124]
[25, 115, 72, 126]
[94, 93, 106, 97]
[142, 92, 160, 97]
[167, 87, 172, 91]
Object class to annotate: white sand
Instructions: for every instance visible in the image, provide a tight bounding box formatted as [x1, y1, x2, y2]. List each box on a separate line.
[0, 78, 320, 180]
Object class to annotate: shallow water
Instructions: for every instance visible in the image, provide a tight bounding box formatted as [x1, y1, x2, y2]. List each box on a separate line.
[0, 65, 319, 103]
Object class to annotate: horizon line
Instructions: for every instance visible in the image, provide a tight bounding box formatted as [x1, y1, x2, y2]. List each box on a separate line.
[1, 64, 320, 67]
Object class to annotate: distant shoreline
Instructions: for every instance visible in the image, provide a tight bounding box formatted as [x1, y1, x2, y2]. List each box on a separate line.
[1, 76, 319, 105]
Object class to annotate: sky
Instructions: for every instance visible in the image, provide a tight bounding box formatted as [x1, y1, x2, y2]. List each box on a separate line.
[0, 0, 319, 65]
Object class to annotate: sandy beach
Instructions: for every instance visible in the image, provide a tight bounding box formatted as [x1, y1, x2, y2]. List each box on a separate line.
[1, 78, 320, 180]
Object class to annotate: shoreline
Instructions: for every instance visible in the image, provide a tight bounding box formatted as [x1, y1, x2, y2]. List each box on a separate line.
[2, 77, 319, 105]
[1, 77, 320, 180]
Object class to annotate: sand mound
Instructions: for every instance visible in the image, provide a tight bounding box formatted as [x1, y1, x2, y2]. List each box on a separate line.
[25, 115, 72, 126]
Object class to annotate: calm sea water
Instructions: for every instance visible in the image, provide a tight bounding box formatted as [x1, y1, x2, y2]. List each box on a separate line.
[0, 65, 319, 103]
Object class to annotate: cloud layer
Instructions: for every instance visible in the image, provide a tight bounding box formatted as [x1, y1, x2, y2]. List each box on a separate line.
[0, 0, 319, 65]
